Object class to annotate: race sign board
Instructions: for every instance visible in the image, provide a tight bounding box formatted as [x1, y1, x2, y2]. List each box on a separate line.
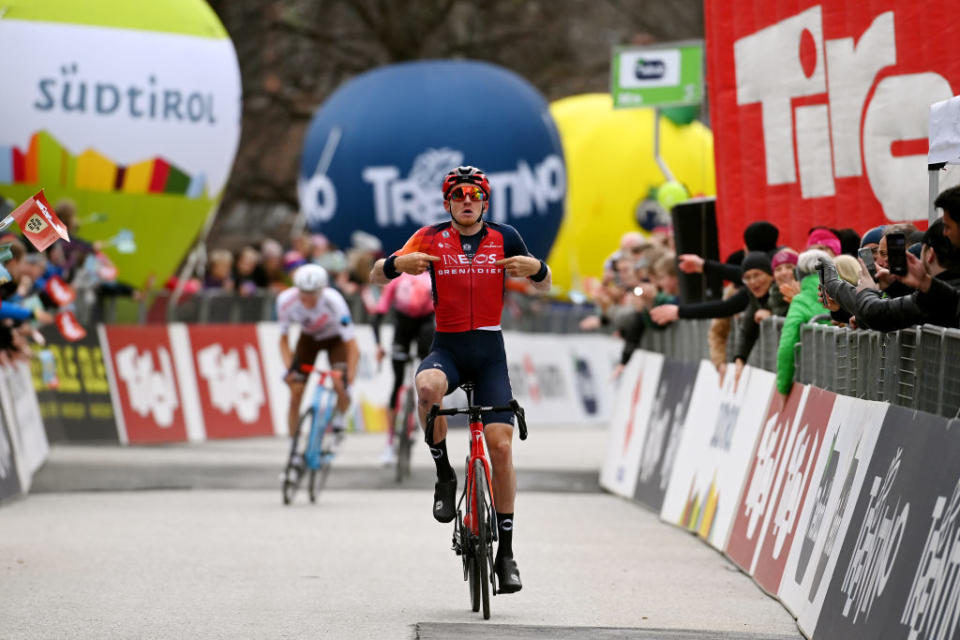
[705, 0, 960, 257]
[100, 325, 187, 444]
[611, 41, 704, 109]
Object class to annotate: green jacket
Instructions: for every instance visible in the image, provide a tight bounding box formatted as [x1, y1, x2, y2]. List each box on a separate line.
[776, 274, 830, 394]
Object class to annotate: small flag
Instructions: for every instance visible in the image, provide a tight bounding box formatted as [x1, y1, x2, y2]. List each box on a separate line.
[9, 190, 70, 251]
[45, 275, 76, 307]
[55, 310, 86, 342]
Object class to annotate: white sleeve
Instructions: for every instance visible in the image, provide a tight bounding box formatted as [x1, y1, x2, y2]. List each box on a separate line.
[275, 294, 291, 335]
[328, 289, 356, 342]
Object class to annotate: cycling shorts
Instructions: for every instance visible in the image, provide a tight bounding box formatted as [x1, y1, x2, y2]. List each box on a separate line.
[289, 334, 351, 388]
[392, 311, 435, 362]
[417, 330, 514, 426]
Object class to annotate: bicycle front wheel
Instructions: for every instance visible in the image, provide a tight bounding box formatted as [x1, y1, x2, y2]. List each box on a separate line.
[283, 407, 315, 505]
[474, 458, 492, 620]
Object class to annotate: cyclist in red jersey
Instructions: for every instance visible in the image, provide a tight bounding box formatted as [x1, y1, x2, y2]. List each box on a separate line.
[371, 166, 551, 594]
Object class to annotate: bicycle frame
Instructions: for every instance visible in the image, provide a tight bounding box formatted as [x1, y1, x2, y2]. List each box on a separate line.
[303, 370, 340, 470]
[424, 387, 528, 537]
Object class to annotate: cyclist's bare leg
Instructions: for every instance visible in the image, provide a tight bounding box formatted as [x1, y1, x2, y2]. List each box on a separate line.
[417, 368, 456, 522]
[416, 369, 448, 443]
[484, 422, 516, 512]
[287, 380, 306, 438]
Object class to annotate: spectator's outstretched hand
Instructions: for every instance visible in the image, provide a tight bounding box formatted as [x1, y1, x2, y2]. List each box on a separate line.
[856, 258, 878, 291]
[649, 304, 679, 325]
[33, 309, 53, 325]
[780, 281, 801, 302]
[754, 308, 772, 323]
[893, 251, 932, 293]
[677, 254, 705, 274]
[579, 315, 602, 331]
[873, 266, 895, 290]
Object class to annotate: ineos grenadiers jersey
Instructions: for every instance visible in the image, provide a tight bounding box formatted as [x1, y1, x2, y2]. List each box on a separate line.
[276, 286, 356, 342]
[390, 221, 533, 332]
[373, 272, 434, 318]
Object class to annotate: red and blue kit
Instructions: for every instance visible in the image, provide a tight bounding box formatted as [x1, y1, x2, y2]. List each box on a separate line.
[387, 221, 535, 333]
[384, 221, 544, 424]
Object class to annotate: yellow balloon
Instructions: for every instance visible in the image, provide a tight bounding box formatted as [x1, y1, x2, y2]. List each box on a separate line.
[657, 180, 690, 212]
[546, 94, 716, 296]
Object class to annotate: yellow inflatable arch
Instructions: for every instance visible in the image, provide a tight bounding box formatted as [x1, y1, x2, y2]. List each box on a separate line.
[546, 94, 716, 295]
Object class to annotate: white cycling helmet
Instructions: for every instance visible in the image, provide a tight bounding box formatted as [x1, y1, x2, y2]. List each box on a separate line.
[293, 263, 328, 292]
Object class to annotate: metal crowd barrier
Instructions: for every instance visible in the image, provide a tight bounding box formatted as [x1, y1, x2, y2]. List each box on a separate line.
[638, 315, 960, 419]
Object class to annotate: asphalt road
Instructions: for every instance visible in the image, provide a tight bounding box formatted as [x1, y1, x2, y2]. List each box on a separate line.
[0, 426, 802, 640]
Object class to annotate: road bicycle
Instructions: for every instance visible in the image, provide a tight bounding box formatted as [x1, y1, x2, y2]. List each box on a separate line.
[425, 382, 527, 620]
[282, 366, 344, 505]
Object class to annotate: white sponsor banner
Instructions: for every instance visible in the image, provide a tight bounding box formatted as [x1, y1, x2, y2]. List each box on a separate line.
[566, 334, 621, 423]
[0, 20, 241, 194]
[7, 361, 49, 479]
[660, 362, 775, 549]
[777, 395, 888, 635]
[599, 350, 664, 498]
[504, 332, 587, 425]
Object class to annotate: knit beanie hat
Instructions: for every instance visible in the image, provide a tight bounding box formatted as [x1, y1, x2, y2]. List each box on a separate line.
[806, 228, 842, 256]
[860, 225, 885, 247]
[741, 251, 773, 276]
[743, 221, 780, 253]
[797, 249, 833, 279]
[771, 248, 799, 270]
[833, 254, 860, 285]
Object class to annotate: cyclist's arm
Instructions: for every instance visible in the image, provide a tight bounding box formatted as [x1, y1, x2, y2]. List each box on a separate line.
[501, 224, 551, 292]
[343, 337, 360, 385]
[370, 259, 390, 285]
[279, 332, 293, 371]
[371, 227, 434, 285]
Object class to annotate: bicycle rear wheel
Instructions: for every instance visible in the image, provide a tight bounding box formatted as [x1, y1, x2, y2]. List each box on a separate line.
[395, 387, 415, 483]
[474, 458, 492, 620]
[283, 407, 315, 505]
[311, 428, 336, 501]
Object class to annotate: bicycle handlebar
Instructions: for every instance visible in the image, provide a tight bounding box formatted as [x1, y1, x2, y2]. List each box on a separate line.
[424, 399, 527, 445]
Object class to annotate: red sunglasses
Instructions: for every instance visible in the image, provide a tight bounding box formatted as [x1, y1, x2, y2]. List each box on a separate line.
[448, 186, 487, 202]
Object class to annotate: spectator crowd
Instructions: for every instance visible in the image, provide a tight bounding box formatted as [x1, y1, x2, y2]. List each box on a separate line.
[581, 185, 960, 399]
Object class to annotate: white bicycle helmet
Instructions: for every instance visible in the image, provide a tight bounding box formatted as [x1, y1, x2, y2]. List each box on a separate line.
[293, 263, 329, 292]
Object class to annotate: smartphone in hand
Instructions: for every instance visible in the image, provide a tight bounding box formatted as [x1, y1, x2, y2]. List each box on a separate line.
[886, 232, 907, 276]
[858, 247, 878, 279]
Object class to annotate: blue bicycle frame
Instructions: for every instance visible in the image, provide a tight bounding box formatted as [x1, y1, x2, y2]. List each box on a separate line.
[303, 371, 339, 470]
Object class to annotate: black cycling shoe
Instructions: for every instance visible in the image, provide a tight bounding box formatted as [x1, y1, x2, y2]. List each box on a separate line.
[495, 555, 523, 594]
[432, 477, 457, 523]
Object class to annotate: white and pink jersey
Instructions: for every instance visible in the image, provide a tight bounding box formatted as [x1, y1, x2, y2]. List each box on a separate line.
[276, 286, 356, 342]
[373, 272, 434, 318]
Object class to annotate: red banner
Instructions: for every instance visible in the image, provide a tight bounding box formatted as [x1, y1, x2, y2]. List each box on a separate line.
[187, 325, 273, 439]
[103, 325, 187, 444]
[705, 0, 960, 257]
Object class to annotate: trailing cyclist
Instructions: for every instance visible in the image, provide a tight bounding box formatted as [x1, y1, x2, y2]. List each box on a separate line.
[277, 264, 359, 476]
[371, 165, 552, 594]
[370, 271, 435, 465]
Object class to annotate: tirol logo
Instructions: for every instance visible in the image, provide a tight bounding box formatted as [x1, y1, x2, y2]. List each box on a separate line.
[900, 476, 960, 640]
[839, 448, 909, 624]
[114, 345, 179, 427]
[733, 6, 957, 219]
[301, 147, 565, 229]
[196, 343, 265, 423]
